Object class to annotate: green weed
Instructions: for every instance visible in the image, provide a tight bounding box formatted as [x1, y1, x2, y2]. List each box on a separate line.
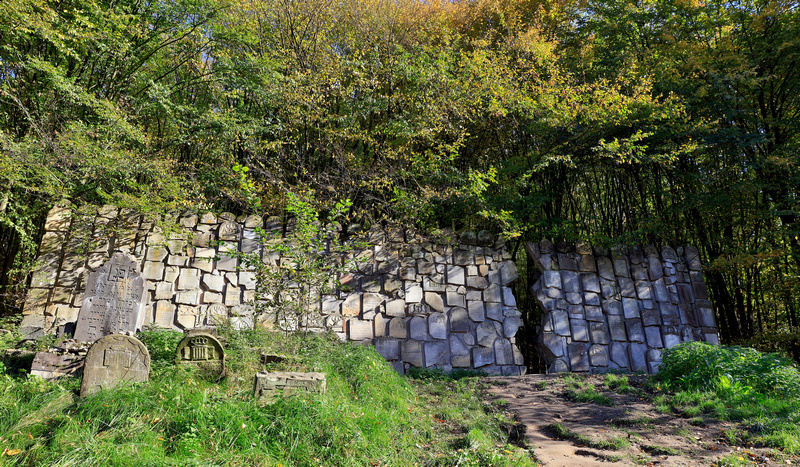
[546, 423, 629, 450]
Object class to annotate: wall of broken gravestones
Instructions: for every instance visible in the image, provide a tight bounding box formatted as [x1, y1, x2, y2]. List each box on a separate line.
[527, 241, 719, 374]
[20, 204, 526, 375]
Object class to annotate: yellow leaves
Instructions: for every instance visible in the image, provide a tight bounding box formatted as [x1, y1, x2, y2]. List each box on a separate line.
[1, 447, 22, 456]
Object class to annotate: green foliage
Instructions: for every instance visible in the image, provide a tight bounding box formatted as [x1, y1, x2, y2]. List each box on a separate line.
[136, 326, 184, 373]
[546, 423, 630, 450]
[659, 343, 800, 398]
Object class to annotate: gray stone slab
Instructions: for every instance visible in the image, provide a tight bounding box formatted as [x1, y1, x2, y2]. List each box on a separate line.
[629, 343, 648, 372]
[581, 274, 601, 293]
[450, 307, 469, 332]
[473, 346, 494, 368]
[568, 343, 590, 372]
[603, 299, 622, 315]
[622, 298, 639, 318]
[494, 339, 514, 365]
[389, 317, 408, 339]
[541, 334, 565, 358]
[561, 271, 580, 293]
[446, 265, 465, 285]
[503, 316, 522, 338]
[424, 341, 449, 367]
[619, 278, 636, 298]
[608, 315, 627, 341]
[589, 345, 608, 367]
[584, 292, 600, 306]
[553, 310, 570, 336]
[626, 319, 645, 343]
[502, 287, 516, 306]
[590, 323, 610, 344]
[635, 281, 652, 300]
[428, 313, 448, 339]
[477, 321, 497, 347]
[585, 306, 603, 322]
[543, 271, 561, 288]
[571, 320, 589, 342]
[74, 252, 148, 343]
[610, 342, 629, 369]
[80, 334, 150, 397]
[565, 292, 582, 305]
[653, 279, 669, 302]
[597, 257, 614, 280]
[486, 302, 503, 321]
[483, 283, 502, 303]
[409, 316, 428, 341]
[468, 300, 485, 322]
[648, 257, 663, 280]
[645, 326, 663, 348]
[500, 262, 518, 285]
[401, 340, 424, 367]
[30, 352, 84, 380]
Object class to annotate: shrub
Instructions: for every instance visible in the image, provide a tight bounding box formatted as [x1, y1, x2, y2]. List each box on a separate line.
[659, 342, 800, 398]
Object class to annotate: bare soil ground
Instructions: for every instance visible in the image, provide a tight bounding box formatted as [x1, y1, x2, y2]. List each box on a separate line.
[484, 374, 799, 467]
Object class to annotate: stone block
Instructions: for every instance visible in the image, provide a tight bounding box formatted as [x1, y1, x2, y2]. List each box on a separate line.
[486, 302, 503, 321]
[401, 340, 424, 367]
[553, 309, 570, 336]
[483, 283, 501, 303]
[386, 298, 405, 317]
[389, 317, 408, 339]
[568, 343, 590, 371]
[223, 286, 240, 307]
[619, 278, 636, 298]
[613, 258, 630, 278]
[626, 319, 645, 343]
[405, 283, 423, 303]
[565, 292, 582, 304]
[146, 245, 169, 262]
[254, 372, 326, 400]
[608, 315, 627, 341]
[645, 326, 663, 348]
[581, 273, 601, 293]
[203, 274, 224, 293]
[424, 341, 449, 367]
[571, 320, 589, 342]
[446, 291, 465, 308]
[597, 257, 614, 280]
[363, 293, 386, 314]
[584, 292, 600, 306]
[472, 346, 494, 367]
[590, 323, 610, 344]
[622, 298, 639, 318]
[589, 345, 608, 367]
[561, 271, 579, 293]
[239, 271, 256, 290]
[603, 299, 622, 315]
[428, 313, 448, 339]
[347, 318, 373, 341]
[629, 343, 648, 372]
[699, 307, 716, 327]
[142, 261, 165, 281]
[503, 316, 522, 338]
[585, 306, 603, 322]
[178, 268, 201, 290]
[500, 262, 518, 285]
[467, 300, 485, 322]
[494, 339, 514, 365]
[446, 265, 465, 285]
[610, 342, 629, 369]
[543, 270, 561, 289]
[424, 292, 445, 312]
[342, 294, 361, 317]
[409, 316, 428, 340]
[450, 307, 469, 332]
[642, 308, 660, 326]
[502, 287, 516, 306]
[477, 321, 497, 347]
[374, 313, 390, 337]
[374, 337, 400, 360]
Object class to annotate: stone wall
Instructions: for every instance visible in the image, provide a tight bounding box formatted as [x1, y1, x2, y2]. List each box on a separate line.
[527, 241, 719, 374]
[20, 204, 526, 375]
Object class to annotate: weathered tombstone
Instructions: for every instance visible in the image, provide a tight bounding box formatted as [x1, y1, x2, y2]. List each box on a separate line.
[80, 334, 150, 397]
[74, 252, 148, 343]
[30, 352, 84, 380]
[175, 333, 225, 374]
[253, 371, 326, 400]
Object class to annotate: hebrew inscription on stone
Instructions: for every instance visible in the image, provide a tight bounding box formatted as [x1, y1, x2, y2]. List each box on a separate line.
[80, 334, 150, 397]
[175, 333, 225, 374]
[74, 252, 147, 343]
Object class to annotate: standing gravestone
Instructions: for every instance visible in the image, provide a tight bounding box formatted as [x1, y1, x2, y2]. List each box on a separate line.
[74, 251, 148, 343]
[175, 333, 225, 374]
[80, 334, 150, 397]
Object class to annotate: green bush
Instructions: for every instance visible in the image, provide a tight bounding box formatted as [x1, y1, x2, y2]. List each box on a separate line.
[659, 342, 800, 398]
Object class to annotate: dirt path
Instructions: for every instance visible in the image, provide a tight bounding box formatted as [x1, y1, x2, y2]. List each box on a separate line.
[484, 374, 792, 466]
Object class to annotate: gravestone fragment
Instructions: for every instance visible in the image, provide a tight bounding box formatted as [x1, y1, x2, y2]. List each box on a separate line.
[175, 333, 225, 374]
[254, 372, 326, 400]
[80, 334, 150, 397]
[74, 252, 147, 343]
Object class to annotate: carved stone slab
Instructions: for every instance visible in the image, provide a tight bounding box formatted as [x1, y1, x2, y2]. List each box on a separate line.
[30, 352, 84, 380]
[74, 252, 147, 343]
[253, 371, 326, 400]
[175, 333, 225, 373]
[80, 334, 150, 397]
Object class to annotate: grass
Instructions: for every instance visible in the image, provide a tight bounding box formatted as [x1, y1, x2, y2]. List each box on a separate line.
[656, 343, 800, 454]
[0, 326, 536, 466]
[546, 423, 630, 450]
[561, 375, 615, 406]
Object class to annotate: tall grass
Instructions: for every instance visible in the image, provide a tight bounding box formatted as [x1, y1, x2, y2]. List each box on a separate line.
[658, 342, 800, 454]
[0, 328, 534, 466]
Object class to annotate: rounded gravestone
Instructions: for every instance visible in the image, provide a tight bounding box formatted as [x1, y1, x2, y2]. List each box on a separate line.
[80, 334, 150, 397]
[175, 333, 225, 374]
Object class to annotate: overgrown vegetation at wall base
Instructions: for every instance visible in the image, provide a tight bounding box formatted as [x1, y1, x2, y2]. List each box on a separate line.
[656, 342, 800, 453]
[0, 330, 534, 466]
